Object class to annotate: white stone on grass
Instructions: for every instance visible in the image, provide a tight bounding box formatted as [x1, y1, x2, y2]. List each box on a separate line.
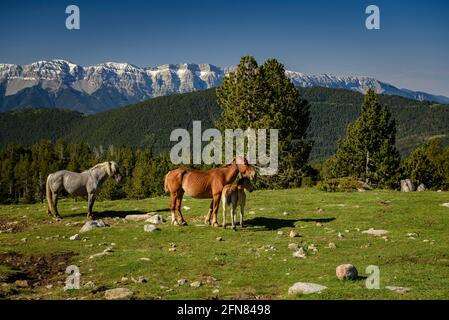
[124, 213, 155, 222]
[144, 224, 158, 232]
[288, 282, 327, 295]
[104, 288, 133, 300]
[362, 228, 388, 236]
[386, 286, 411, 293]
[145, 215, 164, 224]
[80, 220, 107, 233]
[69, 234, 81, 241]
[190, 281, 202, 288]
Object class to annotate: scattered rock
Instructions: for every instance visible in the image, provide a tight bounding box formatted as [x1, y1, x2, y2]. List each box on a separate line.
[317, 208, 324, 213]
[292, 247, 306, 259]
[289, 230, 300, 238]
[288, 243, 299, 251]
[84, 281, 95, 288]
[69, 234, 81, 241]
[212, 289, 220, 294]
[283, 212, 289, 216]
[307, 244, 318, 254]
[400, 179, 415, 192]
[357, 181, 372, 192]
[21, 238, 27, 243]
[104, 288, 133, 300]
[248, 211, 255, 215]
[441, 203, 449, 208]
[326, 242, 337, 249]
[216, 237, 223, 242]
[182, 206, 191, 210]
[46, 284, 53, 289]
[131, 276, 147, 284]
[14, 280, 29, 288]
[89, 247, 113, 259]
[316, 222, 323, 227]
[80, 220, 107, 233]
[386, 286, 411, 294]
[144, 224, 158, 232]
[277, 231, 284, 235]
[190, 281, 202, 288]
[168, 247, 176, 252]
[417, 184, 427, 192]
[177, 279, 188, 286]
[124, 213, 155, 222]
[406, 232, 419, 238]
[288, 282, 327, 295]
[145, 215, 164, 224]
[362, 228, 388, 236]
[337, 232, 344, 239]
[139, 257, 150, 261]
[336, 264, 358, 280]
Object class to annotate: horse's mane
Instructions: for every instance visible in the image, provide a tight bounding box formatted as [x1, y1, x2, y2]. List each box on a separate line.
[90, 162, 110, 170]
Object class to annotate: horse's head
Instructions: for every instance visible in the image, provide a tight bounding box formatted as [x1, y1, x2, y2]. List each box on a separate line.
[108, 161, 124, 183]
[237, 177, 254, 193]
[234, 156, 256, 180]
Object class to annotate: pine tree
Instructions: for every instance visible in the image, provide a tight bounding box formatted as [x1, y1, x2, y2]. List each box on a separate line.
[328, 89, 400, 188]
[216, 56, 312, 187]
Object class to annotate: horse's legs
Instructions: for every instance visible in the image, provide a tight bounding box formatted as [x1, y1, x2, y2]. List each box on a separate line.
[221, 198, 227, 228]
[87, 194, 96, 220]
[175, 190, 187, 225]
[240, 195, 246, 228]
[169, 192, 178, 225]
[231, 205, 237, 229]
[205, 200, 213, 225]
[52, 193, 62, 219]
[211, 193, 221, 227]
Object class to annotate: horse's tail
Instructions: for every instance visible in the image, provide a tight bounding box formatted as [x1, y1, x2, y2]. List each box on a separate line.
[46, 174, 56, 216]
[164, 172, 170, 193]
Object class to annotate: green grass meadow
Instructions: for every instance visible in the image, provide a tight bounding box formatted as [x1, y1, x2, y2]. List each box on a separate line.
[1, 188, 449, 300]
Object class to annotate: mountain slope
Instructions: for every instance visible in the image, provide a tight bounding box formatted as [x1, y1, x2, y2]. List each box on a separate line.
[1, 60, 448, 113]
[1, 87, 448, 161]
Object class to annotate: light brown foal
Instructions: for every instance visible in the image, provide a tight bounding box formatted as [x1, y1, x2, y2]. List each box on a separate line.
[221, 177, 253, 229]
[164, 157, 256, 226]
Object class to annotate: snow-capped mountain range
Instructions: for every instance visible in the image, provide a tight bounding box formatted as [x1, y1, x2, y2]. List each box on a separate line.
[0, 59, 447, 113]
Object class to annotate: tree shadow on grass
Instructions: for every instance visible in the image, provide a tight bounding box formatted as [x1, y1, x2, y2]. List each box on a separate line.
[298, 217, 336, 223]
[244, 216, 336, 231]
[244, 217, 299, 230]
[95, 208, 171, 219]
[63, 208, 170, 219]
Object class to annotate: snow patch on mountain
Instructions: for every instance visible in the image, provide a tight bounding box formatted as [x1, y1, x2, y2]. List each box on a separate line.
[0, 60, 448, 111]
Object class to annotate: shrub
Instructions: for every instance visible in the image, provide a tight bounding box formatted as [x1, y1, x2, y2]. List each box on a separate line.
[317, 177, 364, 192]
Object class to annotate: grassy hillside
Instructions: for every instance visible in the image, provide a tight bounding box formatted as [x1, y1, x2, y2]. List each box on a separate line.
[0, 87, 448, 161]
[1, 189, 449, 299]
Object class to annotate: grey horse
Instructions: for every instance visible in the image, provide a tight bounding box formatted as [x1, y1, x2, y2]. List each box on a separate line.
[46, 161, 123, 219]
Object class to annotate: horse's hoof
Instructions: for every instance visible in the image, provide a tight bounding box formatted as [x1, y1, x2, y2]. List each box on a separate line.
[212, 222, 219, 227]
[179, 221, 188, 226]
[222, 224, 226, 229]
[172, 220, 178, 226]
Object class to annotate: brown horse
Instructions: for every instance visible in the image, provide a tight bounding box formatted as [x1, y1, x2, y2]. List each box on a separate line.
[164, 157, 256, 226]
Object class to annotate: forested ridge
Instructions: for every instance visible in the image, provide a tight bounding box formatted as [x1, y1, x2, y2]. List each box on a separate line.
[1, 87, 448, 161]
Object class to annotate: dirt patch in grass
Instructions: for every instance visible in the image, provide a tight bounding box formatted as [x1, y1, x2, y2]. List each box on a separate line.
[0, 251, 76, 288]
[0, 219, 28, 233]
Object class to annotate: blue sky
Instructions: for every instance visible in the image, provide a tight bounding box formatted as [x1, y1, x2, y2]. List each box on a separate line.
[0, 0, 448, 96]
